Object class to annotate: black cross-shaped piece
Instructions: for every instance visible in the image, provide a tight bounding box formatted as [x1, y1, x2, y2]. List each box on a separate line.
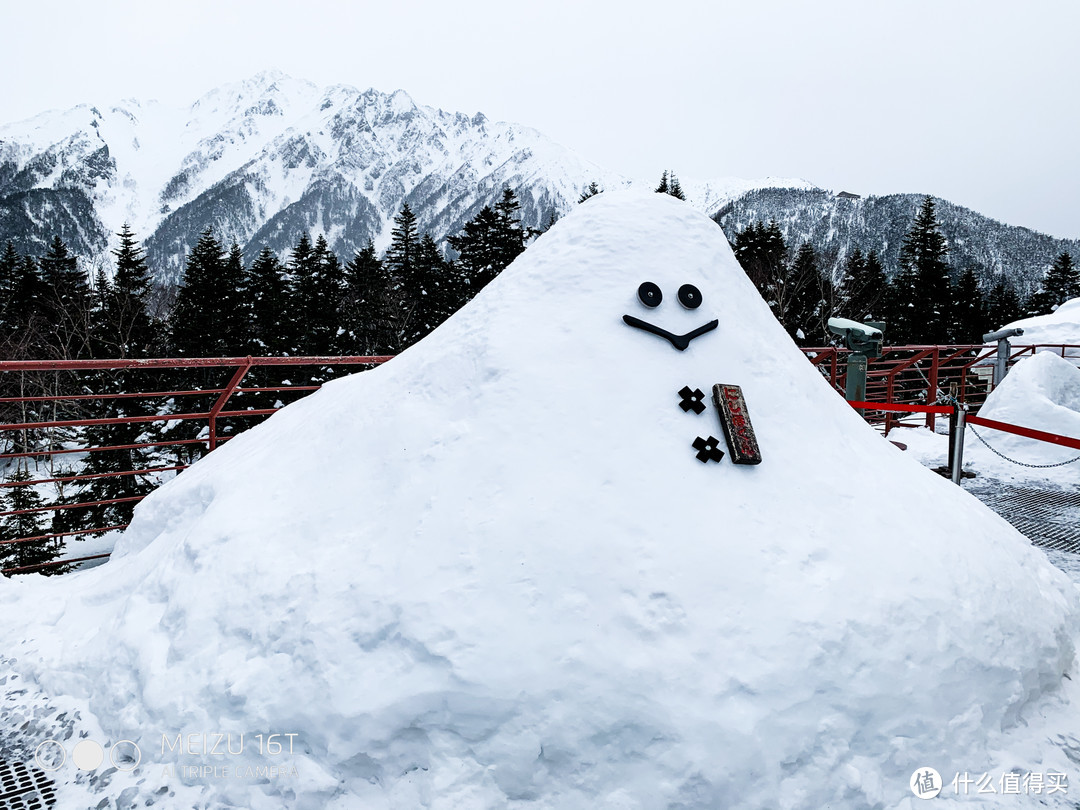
[678, 386, 706, 415]
[692, 436, 725, 463]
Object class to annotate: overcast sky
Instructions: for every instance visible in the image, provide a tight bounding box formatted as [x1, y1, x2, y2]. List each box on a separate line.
[4, 0, 1078, 239]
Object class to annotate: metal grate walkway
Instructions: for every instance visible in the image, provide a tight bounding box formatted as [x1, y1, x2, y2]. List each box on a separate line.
[965, 483, 1080, 553]
[0, 761, 55, 810]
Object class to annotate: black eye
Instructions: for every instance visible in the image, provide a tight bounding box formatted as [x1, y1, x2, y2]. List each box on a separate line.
[637, 281, 662, 308]
[678, 284, 702, 309]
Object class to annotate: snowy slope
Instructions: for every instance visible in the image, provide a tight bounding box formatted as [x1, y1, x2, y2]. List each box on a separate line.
[0, 71, 815, 282]
[1, 192, 1078, 809]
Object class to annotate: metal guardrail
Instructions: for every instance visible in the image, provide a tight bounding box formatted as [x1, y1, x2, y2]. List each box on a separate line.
[0, 356, 391, 576]
[4, 345, 1077, 576]
[845, 399, 1080, 485]
[802, 344, 1080, 430]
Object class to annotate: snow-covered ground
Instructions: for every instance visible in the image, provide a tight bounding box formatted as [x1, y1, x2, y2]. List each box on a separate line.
[2, 192, 1080, 809]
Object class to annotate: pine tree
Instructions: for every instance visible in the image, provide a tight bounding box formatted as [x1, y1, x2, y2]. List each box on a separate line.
[838, 248, 888, 322]
[63, 228, 159, 529]
[861, 251, 887, 320]
[244, 247, 292, 355]
[881, 266, 919, 344]
[38, 236, 91, 357]
[283, 232, 316, 353]
[1038, 251, 1080, 310]
[103, 225, 156, 358]
[985, 278, 1025, 329]
[950, 268, 986, 343]
[0, 242, 23, 341]
[315, 236, 346, 353]
[668, 172, 686, 201]
[89, 265, 113, 355]
[342, 241, 396, 355]
[289, 234, 345, 356]
[897, 196, 952, 343]
[218, 243, 250, 356]
[782, 243, 827, 344]
[449, 189, 526, 296]
[493, 188, 526, 271]
[449, 206, 501, 290]
[732, 220, 788, 300]
[170, 228, 227, 356]
[63, 404, 156, 537]
[654, 170, 686, 200]
[165, 227, 227, 461]
[539, 209, 561, 235]
[410, 235, 451, 345]
[385, 205, 420, 276]
[384, 205, 421, 348]
[4, 254, 49, 358]
[0, 469, 62, 574]
[578, 181, 602, 203]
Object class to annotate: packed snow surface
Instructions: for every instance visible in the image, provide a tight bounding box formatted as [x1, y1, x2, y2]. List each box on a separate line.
[3, 192, 1080, 809]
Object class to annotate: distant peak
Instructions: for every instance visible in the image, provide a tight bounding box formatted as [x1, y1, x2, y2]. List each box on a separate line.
[388, 89, 416, 112]
[247, 68, 293, 88]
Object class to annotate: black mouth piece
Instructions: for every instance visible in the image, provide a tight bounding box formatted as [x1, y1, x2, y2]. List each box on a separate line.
[622, 315, 718, 351]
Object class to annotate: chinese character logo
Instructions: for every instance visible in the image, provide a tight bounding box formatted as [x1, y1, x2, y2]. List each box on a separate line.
[910, 767, 942, 799]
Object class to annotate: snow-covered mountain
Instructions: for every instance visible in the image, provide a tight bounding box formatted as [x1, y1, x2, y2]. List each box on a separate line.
[715, 187, 1080, 294]
[0, 71, 809, 283]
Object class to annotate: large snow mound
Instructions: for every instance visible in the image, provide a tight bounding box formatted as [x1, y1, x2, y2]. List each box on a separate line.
[1000, 297, 1080, 352]
[967, 351, 1080, 477]
[2, 191, 1079, 809]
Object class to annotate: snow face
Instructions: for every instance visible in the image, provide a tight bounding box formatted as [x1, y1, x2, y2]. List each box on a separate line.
[1, 192, 1078, 809]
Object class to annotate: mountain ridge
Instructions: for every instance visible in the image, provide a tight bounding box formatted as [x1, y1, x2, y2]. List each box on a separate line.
[1, 70, 1072, 297]
[0, 71, 809, 283]
[714, 187, 1080, 292]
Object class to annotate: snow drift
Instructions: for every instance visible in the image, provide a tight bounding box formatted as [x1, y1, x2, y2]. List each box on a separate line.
[2, 191, 1078, 809]
[965, 351, 1080, 479]
[1000, 296, 1080, 351]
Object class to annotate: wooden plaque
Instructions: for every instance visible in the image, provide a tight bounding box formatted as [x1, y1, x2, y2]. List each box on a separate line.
[712, 384, 762, 465]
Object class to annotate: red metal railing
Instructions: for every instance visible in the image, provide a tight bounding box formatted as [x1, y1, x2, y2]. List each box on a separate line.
[0, 356, 391, 576]
[5, 344, 1078, 576]
[803, 344, 1080, 431]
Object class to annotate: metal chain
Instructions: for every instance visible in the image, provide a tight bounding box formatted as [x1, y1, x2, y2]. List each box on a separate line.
[967, 424, 1080, 468]
[940, 394, 1080, 468]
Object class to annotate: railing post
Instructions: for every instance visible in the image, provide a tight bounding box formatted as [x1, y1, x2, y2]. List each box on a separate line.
[885, 365, 897, 434]
[950, 403, 968, 485]
[208, 357, 254, 452]
[926, 347, 939, 431]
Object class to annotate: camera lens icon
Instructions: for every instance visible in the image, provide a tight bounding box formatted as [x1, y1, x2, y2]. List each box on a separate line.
[33, 740, 65, 771]
[34, 739, 141, 772]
